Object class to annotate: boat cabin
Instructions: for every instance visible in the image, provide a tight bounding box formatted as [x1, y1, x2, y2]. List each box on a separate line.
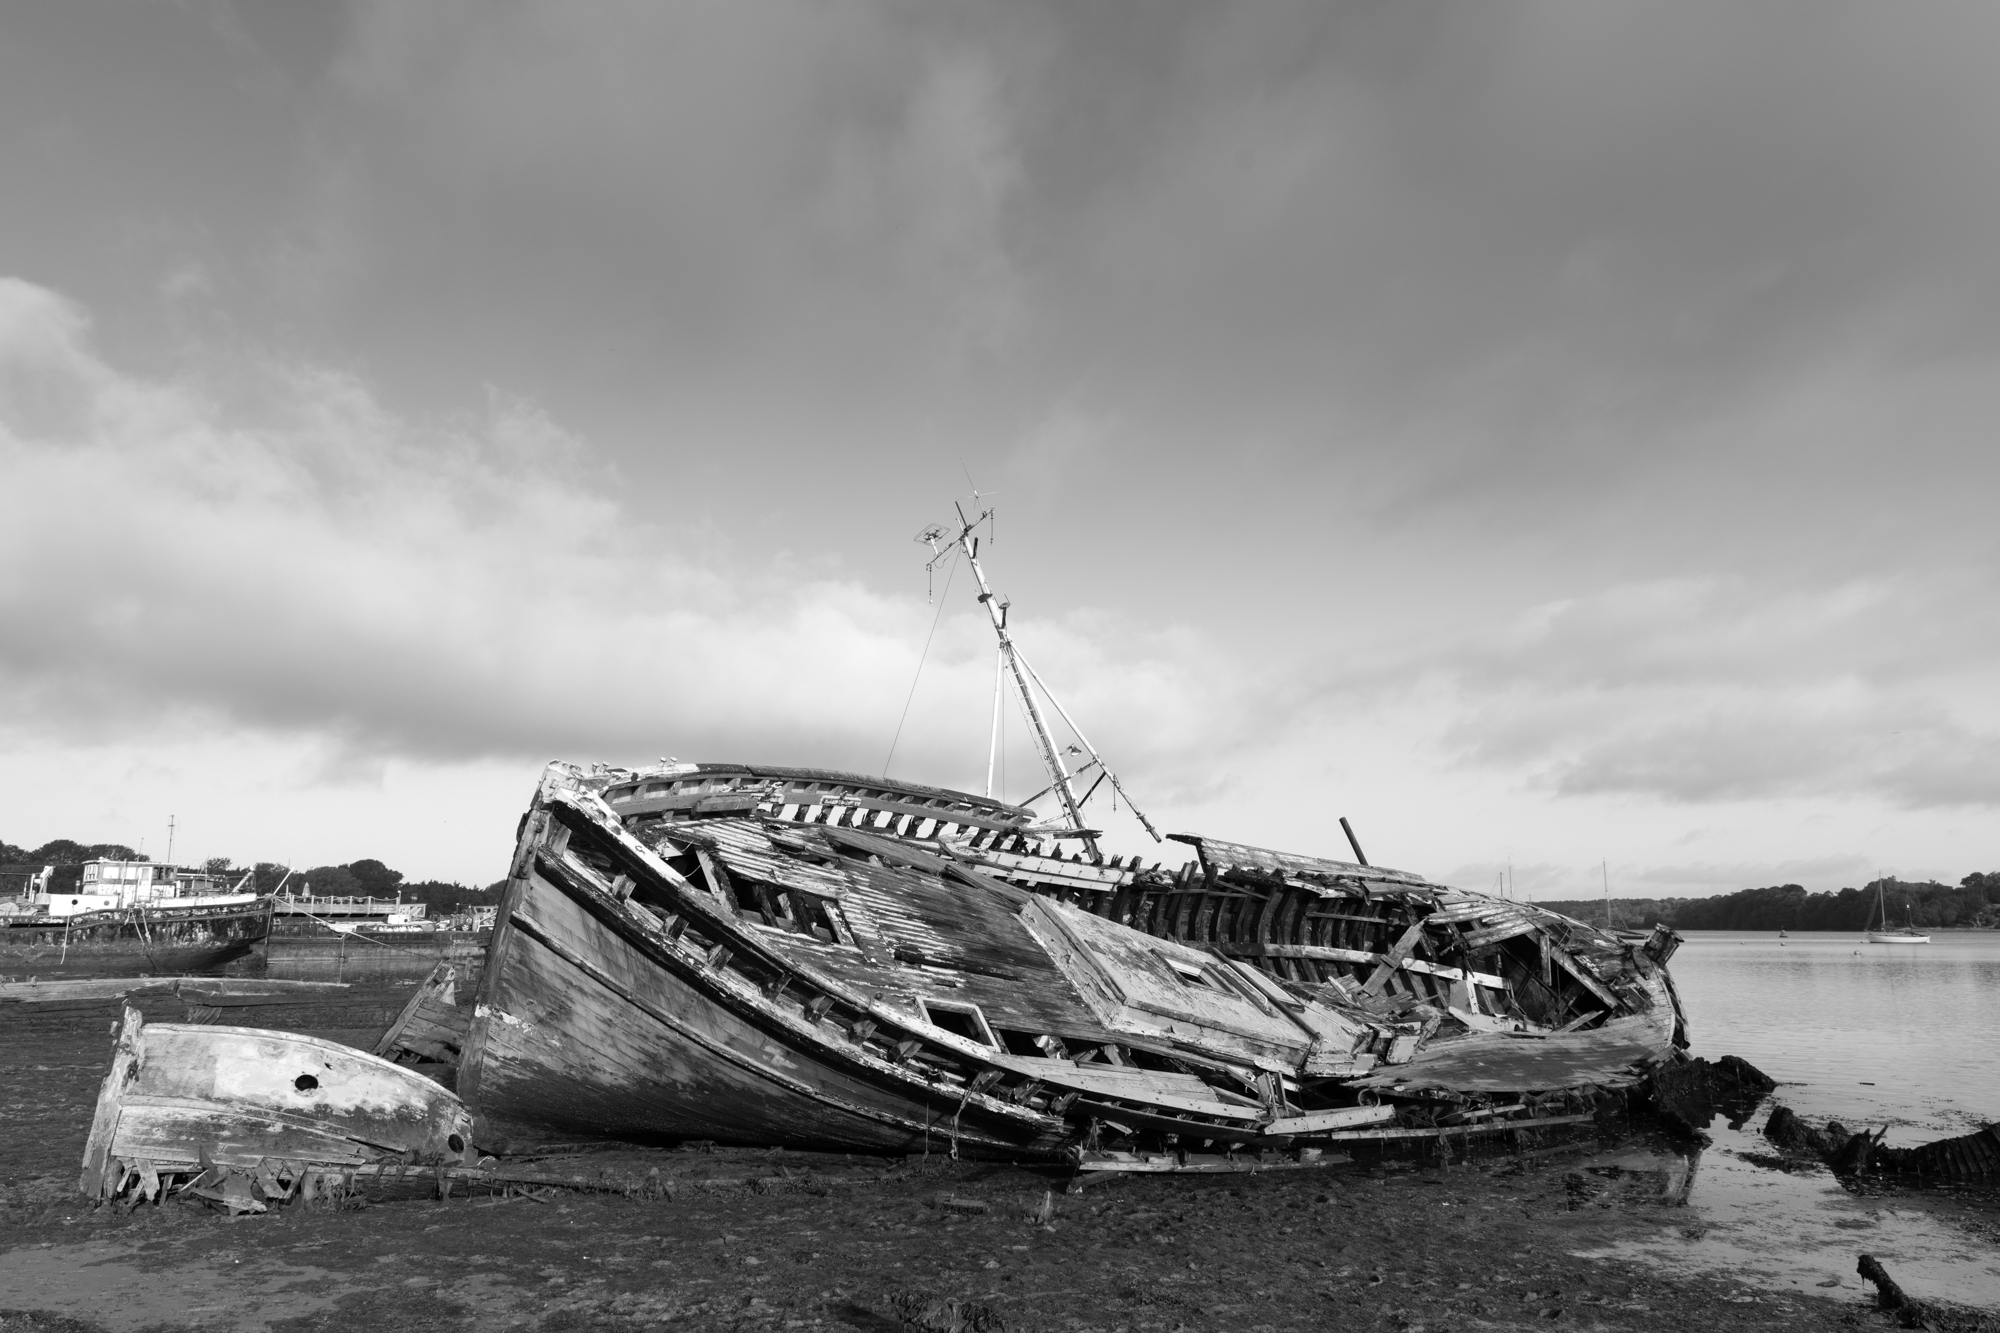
[36, 859, 255, 917]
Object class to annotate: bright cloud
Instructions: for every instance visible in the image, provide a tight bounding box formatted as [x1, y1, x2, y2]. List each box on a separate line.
[0, 278, 1237, 801]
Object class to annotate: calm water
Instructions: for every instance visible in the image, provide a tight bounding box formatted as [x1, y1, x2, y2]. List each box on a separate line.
[1574, 929, 2000, 1308]
[1672, 930, 2000, 1139]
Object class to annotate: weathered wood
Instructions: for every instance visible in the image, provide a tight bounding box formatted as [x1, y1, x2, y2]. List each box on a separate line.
[1073, 1148, 1355, 1176]
[374, 963, 459, 1060]
[1263, 1104, 1399, 1134]
[1458, 919, 1540, 951]
[451, 761, 1681, 1163]
[1546, 945, 1621, 1010]
[1211, 943, 1505, 990]
[1362, 921, 1428, 996]
[81, 1005, 475, 1199]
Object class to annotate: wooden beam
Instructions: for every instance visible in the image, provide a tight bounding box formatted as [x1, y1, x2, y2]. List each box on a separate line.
[1362, 921, 1427, 996]
[1547, 946, 1620, 1009]
[1263, 1104, 1399, 1134]
[1459, 919, 1540, 950]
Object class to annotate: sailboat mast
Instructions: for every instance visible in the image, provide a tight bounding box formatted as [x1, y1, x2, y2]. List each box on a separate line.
[941, 504, 1097, 857]
[985, 647, 1004, 799]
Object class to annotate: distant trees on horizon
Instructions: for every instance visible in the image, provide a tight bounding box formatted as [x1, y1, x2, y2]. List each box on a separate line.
[1537, 875, 1998, 932]
[2, 839, 502, 910]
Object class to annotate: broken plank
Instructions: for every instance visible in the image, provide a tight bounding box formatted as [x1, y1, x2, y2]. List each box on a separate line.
[1314, 1112, 1595, 1142]
[1263, 1104, 1399, 1135]
[1361, 921, 1428, 996]
[1073, 1149, 1355, 1176]
[1220, 942, 1504, 991]
[1458, 919, 1539, 950]
[1546, 946, 1621, 1009]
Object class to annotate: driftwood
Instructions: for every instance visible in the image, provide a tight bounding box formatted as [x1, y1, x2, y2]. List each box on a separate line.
[1859, 1254, 2000, 1332]
[1766, 1106, 2000, 1183]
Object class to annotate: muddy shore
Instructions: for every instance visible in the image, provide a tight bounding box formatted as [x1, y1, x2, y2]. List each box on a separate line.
[1, 1027, 1983, 1331]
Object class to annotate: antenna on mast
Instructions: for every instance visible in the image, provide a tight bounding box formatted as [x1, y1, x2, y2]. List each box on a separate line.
[919, 496, 1160, 859]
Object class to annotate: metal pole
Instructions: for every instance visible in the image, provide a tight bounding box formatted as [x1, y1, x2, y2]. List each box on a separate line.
[986, 646, 1004, 799]
[1011, 649, 1161, 843]
[931, 505, 1096, 857]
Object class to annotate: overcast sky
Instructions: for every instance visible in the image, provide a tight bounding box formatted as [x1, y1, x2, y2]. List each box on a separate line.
[2, 1, 1996, 895]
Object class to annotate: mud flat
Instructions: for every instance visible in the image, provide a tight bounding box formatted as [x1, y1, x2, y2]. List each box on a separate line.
[5, 1028, 1995, 1332]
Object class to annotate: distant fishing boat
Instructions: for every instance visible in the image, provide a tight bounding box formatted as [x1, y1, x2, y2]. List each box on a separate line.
[1865, 881, 1930, 945]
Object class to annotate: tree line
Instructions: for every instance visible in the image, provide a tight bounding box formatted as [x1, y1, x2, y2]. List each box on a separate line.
[1536, 874, 1999, 932]
[1, 838, 501, 912]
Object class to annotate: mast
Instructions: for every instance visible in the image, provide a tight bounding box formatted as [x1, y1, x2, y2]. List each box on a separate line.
[920, 499, 1161, 859]
[926, 502, 1094, 857]
[985, 647, 1004, 799]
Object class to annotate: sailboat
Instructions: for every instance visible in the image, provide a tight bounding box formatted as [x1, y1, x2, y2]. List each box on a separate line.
[1865, 880, 1930, 945]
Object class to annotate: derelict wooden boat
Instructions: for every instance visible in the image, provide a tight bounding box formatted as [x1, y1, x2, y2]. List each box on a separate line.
[81, 1004, 475, 1208]
[1, 897, 273, 980]
[457, 503, 1688, 1167]
[457, 761, 1683, 1166]
[608, 766, 1687, 1052]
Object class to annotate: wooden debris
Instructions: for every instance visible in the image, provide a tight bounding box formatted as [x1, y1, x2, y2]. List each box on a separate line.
[1857, 1254, 2000, 1332]
[1767, 1105, 2000, 1183]
[373, 962, 466, 1064]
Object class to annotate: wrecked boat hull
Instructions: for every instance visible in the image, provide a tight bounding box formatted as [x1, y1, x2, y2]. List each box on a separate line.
[2, 898, 273, 981]
[459, 842, 1066, 1156]
[456, 764, 1687, 1162]
[81, 1005, 476, 1205]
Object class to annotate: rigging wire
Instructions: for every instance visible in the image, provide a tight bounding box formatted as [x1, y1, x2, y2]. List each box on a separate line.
[881, 548, 960, 778]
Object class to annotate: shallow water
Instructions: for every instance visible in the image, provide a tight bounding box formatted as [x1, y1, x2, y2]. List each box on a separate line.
[1671, 930, 2000, 1139]
[1571, 929, 2000, 1310]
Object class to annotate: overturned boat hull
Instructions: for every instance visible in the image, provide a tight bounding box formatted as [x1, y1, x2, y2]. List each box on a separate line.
[458, 763, 1687, 1161]
[81, 1004, 476, 1204]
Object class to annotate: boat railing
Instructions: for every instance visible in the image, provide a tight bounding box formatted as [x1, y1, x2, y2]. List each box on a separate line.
[274, 894, 427, 919]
